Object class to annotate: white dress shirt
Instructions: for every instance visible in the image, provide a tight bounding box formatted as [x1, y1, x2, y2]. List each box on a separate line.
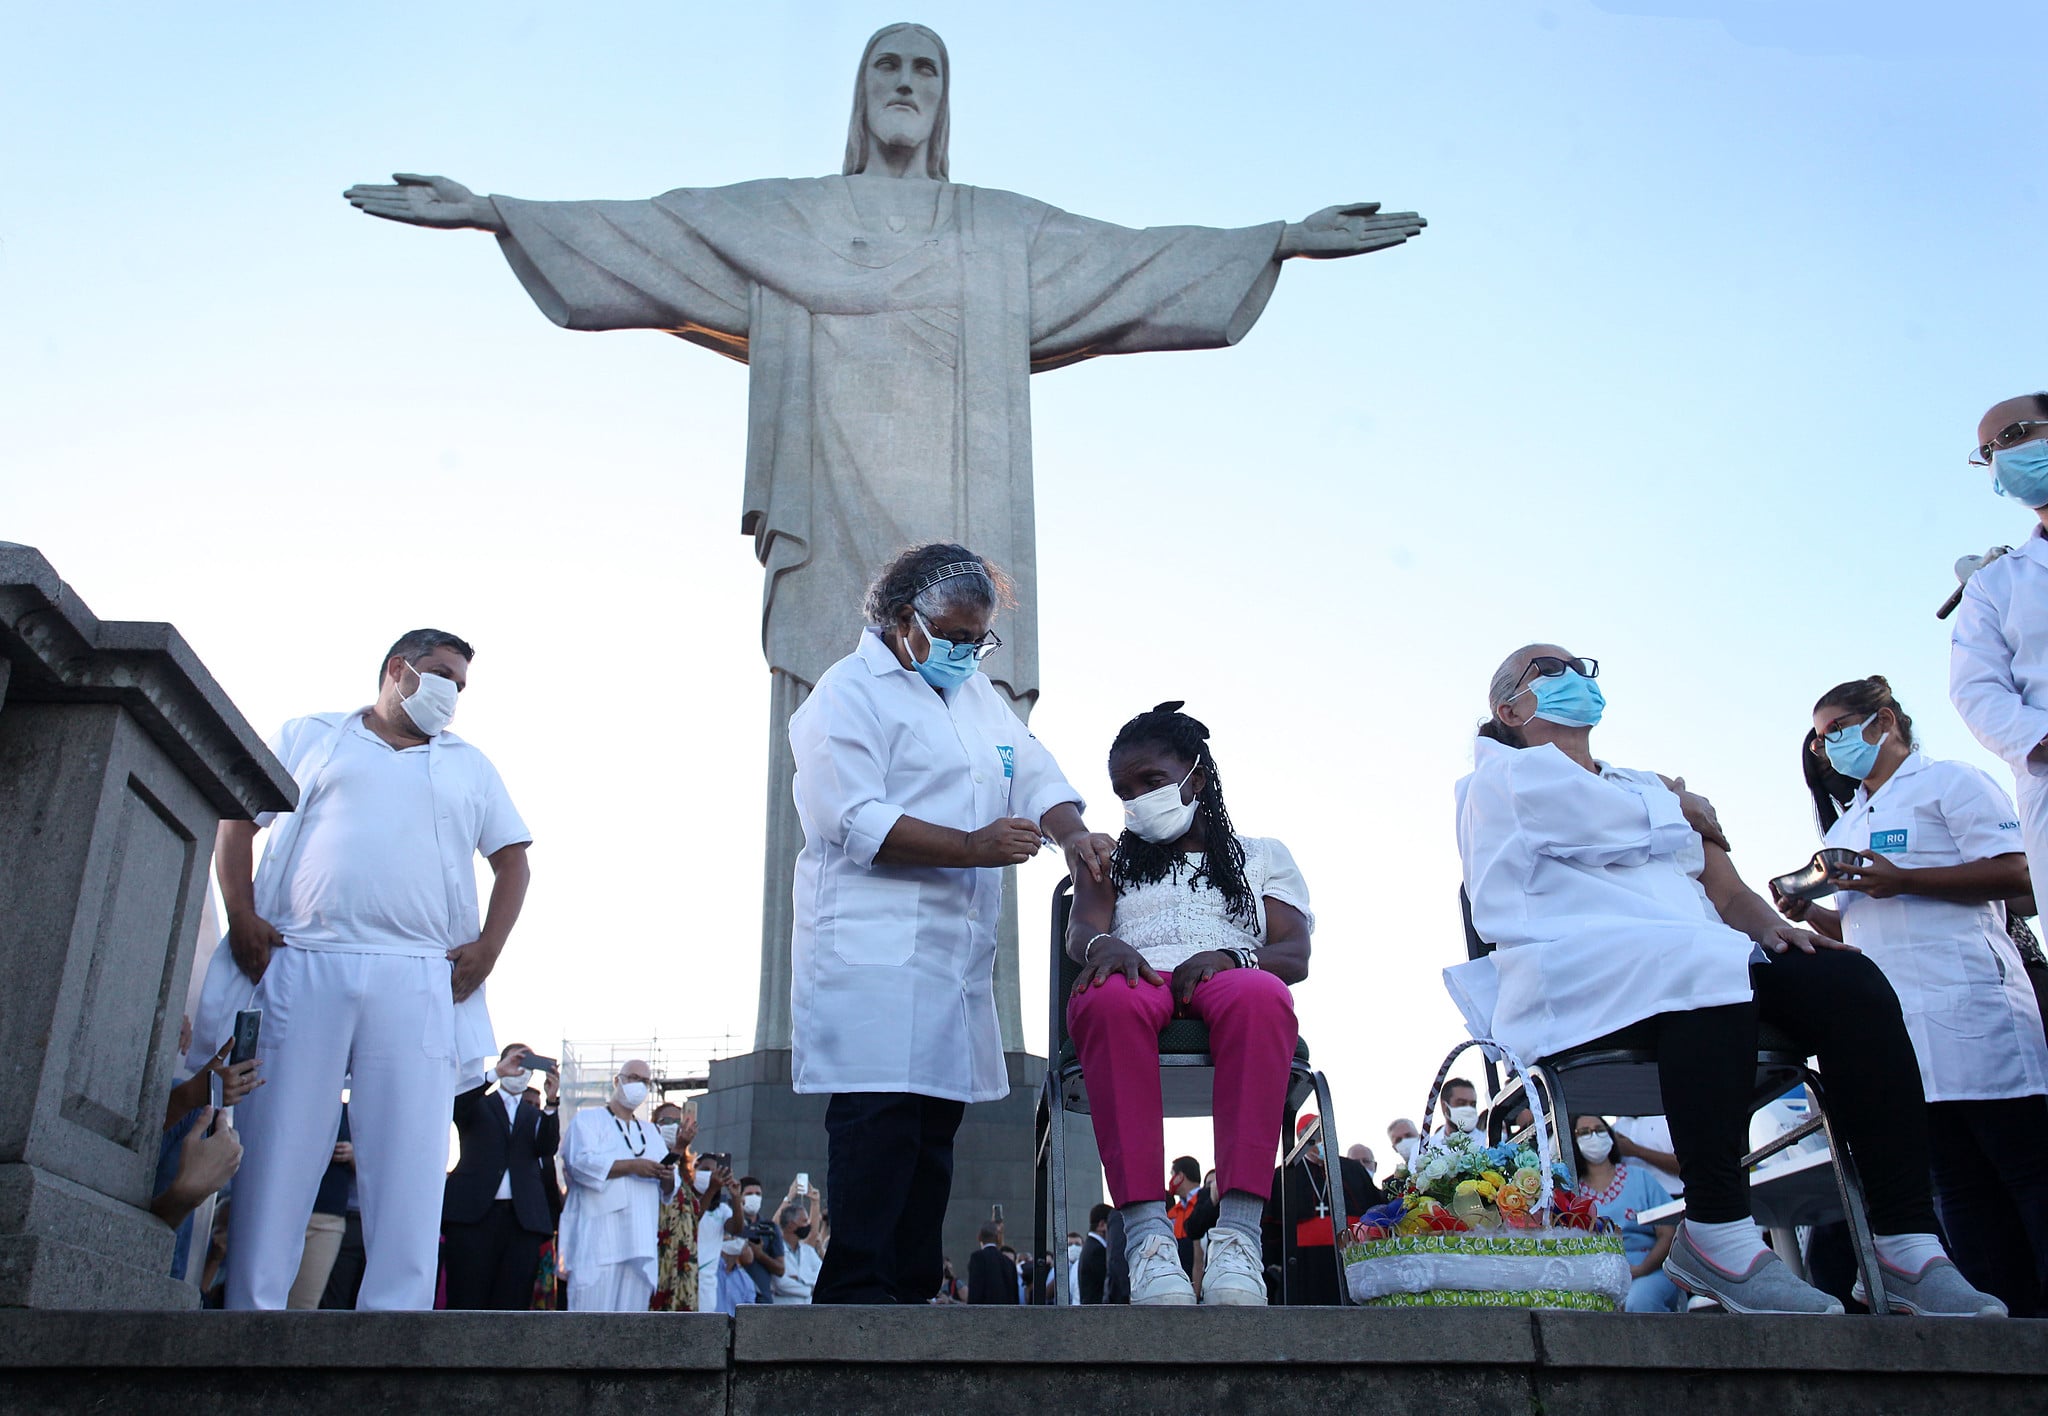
[789, 629, 1083, 1102]
[1952, 530, 2048, 914]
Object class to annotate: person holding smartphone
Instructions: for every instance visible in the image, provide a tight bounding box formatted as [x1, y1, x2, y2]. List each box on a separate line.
[560, 1061, 671, 1311]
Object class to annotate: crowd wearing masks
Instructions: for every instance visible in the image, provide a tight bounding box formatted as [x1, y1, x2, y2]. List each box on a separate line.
[164, 391, 2048, 1320]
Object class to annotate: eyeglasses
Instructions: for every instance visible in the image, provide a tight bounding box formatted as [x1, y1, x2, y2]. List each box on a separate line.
[915, 611, 1002, 662]
[1810, 713, 1876, 756]
[1970, 421, 2048, 467]
[1510, 655, 1598, 696]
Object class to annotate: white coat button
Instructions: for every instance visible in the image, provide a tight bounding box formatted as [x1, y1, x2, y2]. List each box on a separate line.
[974, 773, 984, 783]
[968, 909, 980, 921]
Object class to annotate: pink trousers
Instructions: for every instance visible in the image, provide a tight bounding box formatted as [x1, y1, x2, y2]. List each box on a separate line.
[1067, 967, 1298, 1206]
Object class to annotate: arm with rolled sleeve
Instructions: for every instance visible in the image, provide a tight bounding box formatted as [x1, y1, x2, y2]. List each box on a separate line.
[791, 680, 905, 870]
[1951, 577, 2048, 773]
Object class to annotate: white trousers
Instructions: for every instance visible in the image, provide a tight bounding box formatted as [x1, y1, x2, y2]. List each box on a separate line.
[569, 1261, 655, 1313]
[226, 947, 457, 1311]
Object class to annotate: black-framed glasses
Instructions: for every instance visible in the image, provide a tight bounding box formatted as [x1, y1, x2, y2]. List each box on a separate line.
[1971, 421, 2048, 467]
[1511, 655, 1598, 696]
[1810, 712, 1875, 756]
[915, 611, 1002, 662]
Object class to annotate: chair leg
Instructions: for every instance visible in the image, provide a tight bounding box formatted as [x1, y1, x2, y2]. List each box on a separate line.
[1812, 1076, 1887, 1314]
[1050, 1075, 1071, 1306]
[1311, 1069, 1351, 1306]
[1280, 1091, 1296, 1308]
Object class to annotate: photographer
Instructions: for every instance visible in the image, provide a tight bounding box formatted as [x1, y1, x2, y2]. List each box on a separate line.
[443, 1043, 561, 1309]
[737, 1176, 787, 1303]
[772, 1180, 825, 1303]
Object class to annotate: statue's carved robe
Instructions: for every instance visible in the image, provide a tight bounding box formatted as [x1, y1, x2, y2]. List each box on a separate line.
[493, 176, 1285, 705]
[490, 176, 1285, 1049]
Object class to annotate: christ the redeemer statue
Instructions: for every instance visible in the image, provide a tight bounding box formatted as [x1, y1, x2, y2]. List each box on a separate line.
[345, 22, 1424, 1053]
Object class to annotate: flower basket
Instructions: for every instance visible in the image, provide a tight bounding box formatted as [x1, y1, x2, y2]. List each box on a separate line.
[1342, 1038, 1631, 1310]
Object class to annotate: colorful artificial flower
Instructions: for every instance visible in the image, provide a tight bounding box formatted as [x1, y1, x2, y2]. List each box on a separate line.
[1513, 1167, 1542, 1199]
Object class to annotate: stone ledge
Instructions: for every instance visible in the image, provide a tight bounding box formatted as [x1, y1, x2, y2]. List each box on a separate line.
[0, 1310, 730, 1369]
[733, 1302, 1539, 1364]
[1532, 1308, 2048, 1374]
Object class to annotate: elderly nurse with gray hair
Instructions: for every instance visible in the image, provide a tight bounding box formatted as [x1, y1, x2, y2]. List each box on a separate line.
[788, 542, 1113, 1305]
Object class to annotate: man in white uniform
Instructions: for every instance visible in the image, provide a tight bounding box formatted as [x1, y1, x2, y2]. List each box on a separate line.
[1952, 392, 2048, 914]
[196, 629, 532, 1310]
[560, 1061, 670, 1311]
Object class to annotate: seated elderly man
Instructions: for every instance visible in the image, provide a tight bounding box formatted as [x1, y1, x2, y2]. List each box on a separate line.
[1447, 643, 2001, 1317]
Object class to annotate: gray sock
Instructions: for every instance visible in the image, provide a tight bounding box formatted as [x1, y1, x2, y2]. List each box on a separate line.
[1218, 1189, 1265, 1239]
[1120, 1199, 1172, 1256]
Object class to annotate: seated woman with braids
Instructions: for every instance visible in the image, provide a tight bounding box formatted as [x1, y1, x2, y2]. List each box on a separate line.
[1065, 702, 1312, 1308]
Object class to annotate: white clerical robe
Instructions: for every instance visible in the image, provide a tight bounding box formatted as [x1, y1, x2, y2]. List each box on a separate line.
[488, 175, 1286, 700]
[560, 1106, 663, 1295]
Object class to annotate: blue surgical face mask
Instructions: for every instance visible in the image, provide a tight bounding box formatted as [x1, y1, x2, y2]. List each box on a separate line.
[1822, 717, 1889, 781]
[1992, 441, 2048, 508]
[1516, 669, 1606, 728]
[911, 611, 981, 690]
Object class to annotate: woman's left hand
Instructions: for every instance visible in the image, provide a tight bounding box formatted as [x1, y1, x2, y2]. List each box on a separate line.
[1169, 950, 1235, 1006]
[1062, 832, 1118, 885]
[1758, 922, 1858, 955]
[1825, 850, 1908, 899]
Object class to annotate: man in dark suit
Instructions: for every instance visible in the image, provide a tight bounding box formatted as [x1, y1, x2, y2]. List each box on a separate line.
[1077, 1203, 1113, 1304]
[1264, 1113, 1381, 1305]
[442, 1044, 561, 1309]
[966, 1224, 1018, 1304]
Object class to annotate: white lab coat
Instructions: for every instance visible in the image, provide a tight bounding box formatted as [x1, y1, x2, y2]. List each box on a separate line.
[1951, 530, 2048, 913]
[788, 629, 1083, 1102]
[1821, 750, 2046, 1102]
[1445, 738, 1755, 1063]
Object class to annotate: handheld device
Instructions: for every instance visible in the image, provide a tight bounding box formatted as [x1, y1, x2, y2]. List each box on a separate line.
[519, 1051, 559, 1075]
[1770, 848, 1863, 905]
[795, 1172, 810, 1196]
[990, 1202, 1004, 1224]
[230, 1009, 263, 1067]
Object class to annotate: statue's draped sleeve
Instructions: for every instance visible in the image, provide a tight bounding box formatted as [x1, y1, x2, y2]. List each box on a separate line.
[1016, 203, 1288, 372]
[489, 190, 762, 360]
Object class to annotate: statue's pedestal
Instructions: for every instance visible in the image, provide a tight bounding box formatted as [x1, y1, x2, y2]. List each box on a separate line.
[693, 1050, 1101, 1272]
[0, 545, 295, 1308]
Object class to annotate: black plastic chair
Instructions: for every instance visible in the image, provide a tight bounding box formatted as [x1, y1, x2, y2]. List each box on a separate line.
[1458, 887, 1888, 1310]
[1032, 877, 1348, 1305]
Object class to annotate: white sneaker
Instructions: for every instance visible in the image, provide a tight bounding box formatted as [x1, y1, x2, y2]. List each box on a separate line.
[1127, 1234, 1196, 1306]
[1199, 1227, 1266, 1306]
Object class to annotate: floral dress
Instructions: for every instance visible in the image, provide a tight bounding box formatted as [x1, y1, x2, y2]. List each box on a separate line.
[650, 1157, 706, 1312]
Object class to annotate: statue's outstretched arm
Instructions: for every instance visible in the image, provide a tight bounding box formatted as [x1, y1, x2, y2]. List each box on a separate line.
[343, 173, 506, 234]
[1278, 202, 1425, 260]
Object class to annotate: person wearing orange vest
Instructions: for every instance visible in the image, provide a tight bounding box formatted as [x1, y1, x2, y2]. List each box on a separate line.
[1165, 1156, 1202, 1271]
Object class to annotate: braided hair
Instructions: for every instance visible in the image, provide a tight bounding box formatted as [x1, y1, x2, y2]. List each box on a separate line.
[1107, 702, 1257, 932]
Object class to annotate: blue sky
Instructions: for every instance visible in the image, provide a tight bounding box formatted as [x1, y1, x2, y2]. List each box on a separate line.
[6, 0, 2044, 1164]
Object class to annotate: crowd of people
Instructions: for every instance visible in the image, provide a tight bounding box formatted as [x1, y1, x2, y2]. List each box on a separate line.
[143, 391, 2048, 1319]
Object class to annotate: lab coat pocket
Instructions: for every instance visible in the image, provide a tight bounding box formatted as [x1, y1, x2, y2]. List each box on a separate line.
[828, 871, 921, 967]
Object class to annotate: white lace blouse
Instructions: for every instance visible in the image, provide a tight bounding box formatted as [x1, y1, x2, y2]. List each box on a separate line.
[1109, 836, 1315, 971]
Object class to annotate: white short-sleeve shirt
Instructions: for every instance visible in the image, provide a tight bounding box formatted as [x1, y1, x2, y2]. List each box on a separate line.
[1109, 835, 1314, 971]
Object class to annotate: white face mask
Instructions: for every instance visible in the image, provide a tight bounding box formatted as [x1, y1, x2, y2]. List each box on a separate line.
[1123, 762, 1199, 844]
[1447, 1105, 1480, 1134]
[1066, 1243, 1081, 1264]
[397, 660, 460, 737]
[616, 1079, 649, 1108]
[499, 1070, 530, 1095]
[657, 1122, 680, 1148]
[1576, 1132, 1614, 1164]
[742, 1193, 763, 1218]
[693, 1169, 713, 1194]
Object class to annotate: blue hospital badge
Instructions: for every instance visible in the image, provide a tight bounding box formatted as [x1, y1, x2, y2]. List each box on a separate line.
[997, 745, 1015, 778]
[1869, 828, 1909, 855]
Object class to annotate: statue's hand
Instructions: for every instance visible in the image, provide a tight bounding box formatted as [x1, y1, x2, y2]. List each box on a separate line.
[1280, 202, 1426, 260]
[343, 173, 504, 232]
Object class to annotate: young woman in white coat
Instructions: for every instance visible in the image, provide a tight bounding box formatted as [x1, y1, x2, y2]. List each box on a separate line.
[788, 543, 1114, 1305]
[1776, 675, 2048, 1316]
[1450, 643, 2002, 1317]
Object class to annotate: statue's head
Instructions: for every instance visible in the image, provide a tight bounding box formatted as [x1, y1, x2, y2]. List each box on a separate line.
[842, 22, 950, 180]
